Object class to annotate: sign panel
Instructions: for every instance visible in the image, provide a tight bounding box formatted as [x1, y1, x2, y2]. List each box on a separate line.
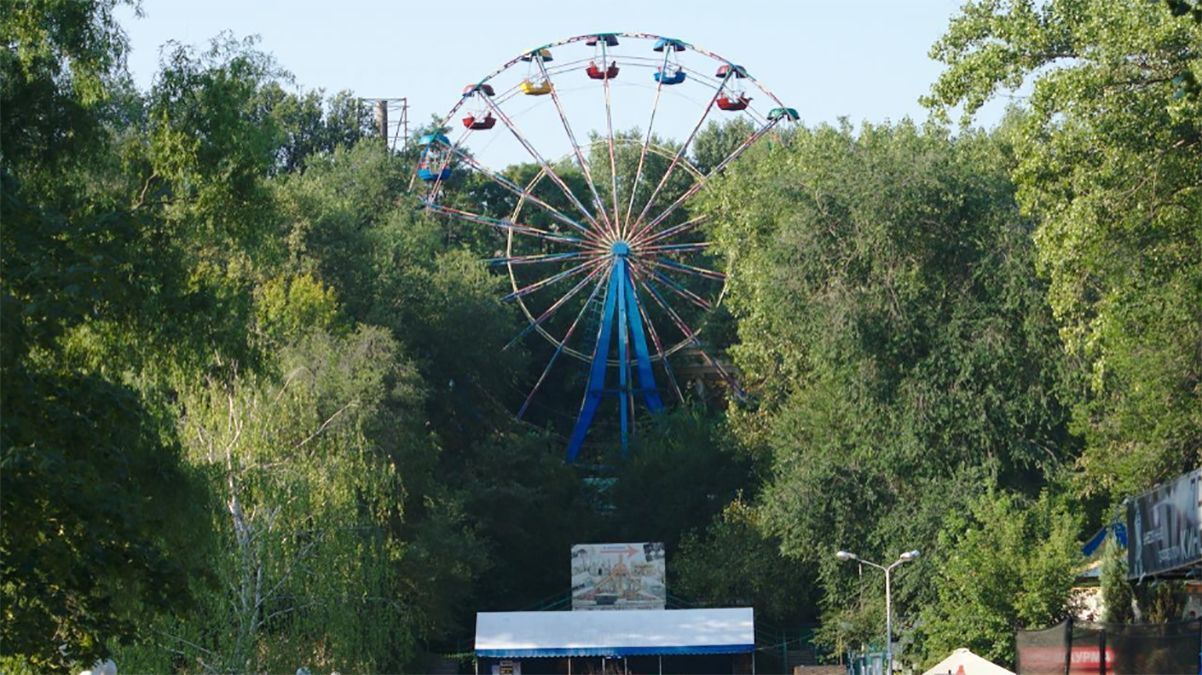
[571, 542, 666, 610]
[1127, 468, 1202, 578]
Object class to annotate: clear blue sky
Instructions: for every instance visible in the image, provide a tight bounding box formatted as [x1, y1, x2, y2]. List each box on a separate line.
[115, 0, 1005, 167]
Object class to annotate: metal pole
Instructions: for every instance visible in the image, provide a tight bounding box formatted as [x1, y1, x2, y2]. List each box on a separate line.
[400, 97, 409, 147]
[884, 566, 892, 674]
[658, 655, 662, 675]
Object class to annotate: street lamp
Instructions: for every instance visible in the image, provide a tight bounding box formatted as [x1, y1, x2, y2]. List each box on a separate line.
[835, 549, 920, 674]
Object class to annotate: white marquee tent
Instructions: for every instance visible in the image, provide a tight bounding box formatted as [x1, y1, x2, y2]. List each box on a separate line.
[922, 648, 1015, 675]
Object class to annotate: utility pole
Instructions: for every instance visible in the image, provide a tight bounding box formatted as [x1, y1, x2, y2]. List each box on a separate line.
[374, 100, 388, 145]
[362, 97, 409, 151]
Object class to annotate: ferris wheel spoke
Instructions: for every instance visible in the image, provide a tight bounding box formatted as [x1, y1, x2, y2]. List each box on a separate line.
[639, 256, 726, 282]
[632, 283, 684, 403]
[639, 242, 713, 255]
[627, 118, 781, 245]
[504, 262, 606, 350]
[600, 43, 622, 234]
[634, 262, 713, 311]
[630, 265, 744, 396]
[446, 147, 599, 242]
[503, 258, 605, 302]
[630, 215, 710, 248]
[535, 58, 616, 239]
[625, 71, 733, 239]
[517, 266, 613, 419]
[423, 202, 599, 249]
[623, 49, 673, 229]
[482, 93, 605, 233]
[487, 251, 595, 266]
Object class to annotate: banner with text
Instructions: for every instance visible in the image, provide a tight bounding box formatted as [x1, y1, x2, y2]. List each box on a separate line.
[1127, 468, 1202, 578]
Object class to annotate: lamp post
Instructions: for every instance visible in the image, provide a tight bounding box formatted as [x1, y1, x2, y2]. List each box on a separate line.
[835, 549, 920, 674]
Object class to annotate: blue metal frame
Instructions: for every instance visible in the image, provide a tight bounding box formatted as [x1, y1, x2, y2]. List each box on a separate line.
[566, 246, 663, 462]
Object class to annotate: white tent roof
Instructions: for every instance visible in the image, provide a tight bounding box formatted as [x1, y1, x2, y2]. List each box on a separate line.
[923, 648, 1015, 675]
[475, 608, 754, 658]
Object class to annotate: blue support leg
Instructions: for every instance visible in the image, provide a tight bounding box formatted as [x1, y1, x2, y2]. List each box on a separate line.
[566, 267, 621, 462]
[624, 275, 664, 412]
[615, 259, 632, 452]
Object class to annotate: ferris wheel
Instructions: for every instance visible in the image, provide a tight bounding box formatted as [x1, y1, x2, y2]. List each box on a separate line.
[412, 32, 798, 461]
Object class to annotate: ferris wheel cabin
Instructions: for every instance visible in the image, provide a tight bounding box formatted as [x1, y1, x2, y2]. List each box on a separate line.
[417, 133, 452, 182]
[586, 61, 620, 80]
[461, 83, 497, 129]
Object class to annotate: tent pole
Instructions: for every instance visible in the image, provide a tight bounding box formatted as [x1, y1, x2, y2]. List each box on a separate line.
[658, 655, 662, 675]
[473, 657, 478, 675]
[752, 650, 757, 675]
[568, 657, 572, 675]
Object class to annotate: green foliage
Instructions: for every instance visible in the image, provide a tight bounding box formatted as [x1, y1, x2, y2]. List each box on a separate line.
[1100, 533, 1135, 623]
[926, 0, 1202, 498]
[123, 327, 434, 673]
[1, 368, 212, 670]
[458, 432, 596, 612]
[675, 499, 817, 627]
[255, 272, 341, 344]
[919, 490, 1081, 667]
[609, 409, 751, 552]
[699, 120, 1074, 658]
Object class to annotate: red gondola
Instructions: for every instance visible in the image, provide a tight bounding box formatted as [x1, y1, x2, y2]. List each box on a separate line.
[462, 113, 497, 130]
[716, 94, 751, 111]
[586, 61, 620, 80]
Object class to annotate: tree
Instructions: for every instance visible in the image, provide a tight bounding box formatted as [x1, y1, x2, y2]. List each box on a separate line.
[1, 2, 224, 668]
[675, 499, 817, 627]
[1100, 533, 1135, 623]
[698, 120, 1074, 657]
[925, 0, 1202, 498]
[115, 327, 444, 673]
[919, 490, 1081, 668]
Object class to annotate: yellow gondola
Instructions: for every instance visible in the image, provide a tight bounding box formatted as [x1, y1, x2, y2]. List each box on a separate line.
[520, 79, 553, 96]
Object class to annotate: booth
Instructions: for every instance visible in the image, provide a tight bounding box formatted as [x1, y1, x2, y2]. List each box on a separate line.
[474, 607, 755, 674]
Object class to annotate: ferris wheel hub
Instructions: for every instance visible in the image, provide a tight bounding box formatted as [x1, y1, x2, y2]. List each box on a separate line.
[610, 241, 631, 257]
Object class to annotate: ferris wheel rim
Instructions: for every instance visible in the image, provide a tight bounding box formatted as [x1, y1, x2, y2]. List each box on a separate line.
[421, 32, 789, 154]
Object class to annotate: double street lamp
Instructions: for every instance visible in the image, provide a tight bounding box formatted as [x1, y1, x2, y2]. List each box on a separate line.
[835, 549, 920, 674]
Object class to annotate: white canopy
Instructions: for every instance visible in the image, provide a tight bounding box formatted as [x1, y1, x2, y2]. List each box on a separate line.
[475, 608, 754, 658]
[923, 648, 1015, 675]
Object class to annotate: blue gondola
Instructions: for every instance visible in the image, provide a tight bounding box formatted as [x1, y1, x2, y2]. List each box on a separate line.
[419, 133, 451, 147]
[418, 133, 452, 182]
[418, 166, 452, 182]
[654, 67, 686, 85]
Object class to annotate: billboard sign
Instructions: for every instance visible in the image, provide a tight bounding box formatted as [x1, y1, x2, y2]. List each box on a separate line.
[571, 542, 666, 610]
[1127, 468, 1202, 578]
